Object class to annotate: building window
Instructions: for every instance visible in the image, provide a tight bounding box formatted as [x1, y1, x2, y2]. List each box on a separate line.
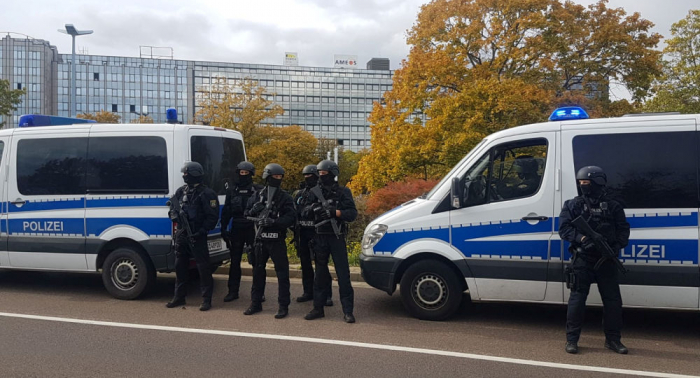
[17, 83, 22, 90]
[94, 73, 100, 81]
[112, 104, 118, 112]
[130, 105, 136, 113]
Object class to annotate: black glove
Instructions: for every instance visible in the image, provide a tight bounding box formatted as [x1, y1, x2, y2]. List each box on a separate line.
[319, 208, 332, 220]
[581, 237, 596, 251]
[257, 218, 275, 227]
[168, 210, 178, 222]
[249, 202, 266, 216]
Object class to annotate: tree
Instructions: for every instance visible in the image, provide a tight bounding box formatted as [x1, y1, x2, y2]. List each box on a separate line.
[77, 111, 121, 123]
[351, 0, 661, 194]
[645, 10, 700, 114]
[365, 178, 440, 216]
[130, 115, 154, 123]
[0, 79, 25, 128]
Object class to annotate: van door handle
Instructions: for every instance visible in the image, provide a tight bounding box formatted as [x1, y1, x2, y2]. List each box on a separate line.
[521, 216, 548, 221]
[11, 198, 26, 206]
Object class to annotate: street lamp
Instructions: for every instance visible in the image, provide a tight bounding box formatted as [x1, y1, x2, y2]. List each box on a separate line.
[58, 24, 93, 117]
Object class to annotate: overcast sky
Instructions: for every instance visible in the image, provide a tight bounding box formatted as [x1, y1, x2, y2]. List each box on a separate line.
[2, 0, 697, 79]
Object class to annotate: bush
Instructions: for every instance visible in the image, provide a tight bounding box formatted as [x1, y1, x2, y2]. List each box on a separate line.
[365, 178, 440, 217]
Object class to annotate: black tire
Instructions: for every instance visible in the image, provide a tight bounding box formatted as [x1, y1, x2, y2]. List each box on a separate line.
[399, 259, 463, 321]
[101, 247, 156, 300]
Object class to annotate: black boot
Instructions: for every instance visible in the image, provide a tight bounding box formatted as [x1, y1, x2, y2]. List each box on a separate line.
[274, 306, 289, 319]
[244, 303, 262, 315]
[304, 307, 325, 320]
[296, 293, 313, 303]
[166, 297, 186, 308]
[325, 298, 334, 307]
[605, 339, 628, 354]
[200, 299, 212, 312]
[343, 313, 356, 323]
[223, 292, 239, 302]
[565, 342, 578, 354]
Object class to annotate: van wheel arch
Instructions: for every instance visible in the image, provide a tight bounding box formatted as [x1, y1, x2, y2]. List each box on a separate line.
[394, 253, 468, 292]
[99, 239, 156, 300]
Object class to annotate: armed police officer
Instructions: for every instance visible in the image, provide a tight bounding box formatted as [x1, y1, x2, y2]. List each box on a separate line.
[293, 165, 332, 306]
[166, 162, 220, 311]
[303, 160, 357, 323]
[559, 166, 630, 354]
[220, 161, 262, 302]
[243, 163, 295, 319]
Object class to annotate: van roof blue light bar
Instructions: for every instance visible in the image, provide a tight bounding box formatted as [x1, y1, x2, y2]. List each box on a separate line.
[18, 114, 96, 127]
[548, 106, 590, 121]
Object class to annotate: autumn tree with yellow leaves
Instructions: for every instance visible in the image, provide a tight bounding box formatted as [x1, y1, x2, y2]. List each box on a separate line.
[77, 110, 121, 123]
[195, 78, 318, 191]
[351, 0, 661, 193]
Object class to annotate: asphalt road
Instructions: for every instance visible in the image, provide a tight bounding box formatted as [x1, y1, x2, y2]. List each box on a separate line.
[0, 270, 698, 378]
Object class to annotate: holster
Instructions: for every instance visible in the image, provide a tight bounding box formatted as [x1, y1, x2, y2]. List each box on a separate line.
[244, 244, 255, 267]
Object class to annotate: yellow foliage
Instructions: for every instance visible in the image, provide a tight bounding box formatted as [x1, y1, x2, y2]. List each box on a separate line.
[130, 115, 154, 124]
[77, 110, 121, 123]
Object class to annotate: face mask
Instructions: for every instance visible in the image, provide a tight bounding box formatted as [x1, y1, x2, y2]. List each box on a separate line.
[239, 174, 252, 186]
[267, 177, 283, 188]
[305, 176, 318, 187]
[320, 174, 335, 186]
[580, 184, 592, 196]
[183, 175, 199, 185]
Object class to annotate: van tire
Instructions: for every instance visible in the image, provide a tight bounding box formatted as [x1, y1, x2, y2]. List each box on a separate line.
[102, 248, 156, 300]
[400, 260, 462, 321]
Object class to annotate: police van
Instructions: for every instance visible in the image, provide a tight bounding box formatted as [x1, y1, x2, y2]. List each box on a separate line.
[360, 107, 700, 320]
[0, 111, 244, 299]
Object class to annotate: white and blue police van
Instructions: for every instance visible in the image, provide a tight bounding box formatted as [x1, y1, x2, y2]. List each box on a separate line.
[0, 110, 244, 299]
[360, 107, 700, 320]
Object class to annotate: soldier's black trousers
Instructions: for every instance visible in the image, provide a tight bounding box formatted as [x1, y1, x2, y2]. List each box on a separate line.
[566, 257, 623, 343]
[227, 225, 255, 294]
[313, 234, 353, 314]
[251, 239, 290, 306]
[298, 228, 331, 298]
[174, 236, 213, 300]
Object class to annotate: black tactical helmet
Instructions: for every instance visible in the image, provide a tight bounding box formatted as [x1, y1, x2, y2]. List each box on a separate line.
[236, 161, 255, 175]
[181, 161, 204, 177]
[512, 155, 538, 175]
[317, 160, 340, 177]
[302, 165, 318, 176]
[576, 166, 607, 186]
[262, 163, 285, 179]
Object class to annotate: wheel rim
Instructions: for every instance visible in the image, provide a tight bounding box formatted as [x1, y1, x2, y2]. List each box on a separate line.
[111, 258, 139, 290]
[411, 273, 448, 310]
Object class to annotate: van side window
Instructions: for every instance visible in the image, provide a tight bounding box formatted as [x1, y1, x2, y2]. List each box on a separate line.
[17, 138, 88, 195]
[573, 131, 698, 208]
[86, 136, 168, 194]
[191, 136, 245, 195]
[461, 138, 547, 206]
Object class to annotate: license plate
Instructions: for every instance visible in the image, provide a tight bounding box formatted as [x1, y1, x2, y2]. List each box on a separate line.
[208, 239, 223, 251]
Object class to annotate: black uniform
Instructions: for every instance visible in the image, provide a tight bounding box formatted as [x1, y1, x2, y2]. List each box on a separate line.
[293, 185, 332, 299]
[246, 187, 296, 307]
[307, 183, 357, 314]
[221, 182, 262, 296]
[559, 194, 630, 344]
[171, 183, 220, 301]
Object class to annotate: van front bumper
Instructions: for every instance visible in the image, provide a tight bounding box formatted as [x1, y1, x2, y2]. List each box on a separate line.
[360, 254, 400, 295]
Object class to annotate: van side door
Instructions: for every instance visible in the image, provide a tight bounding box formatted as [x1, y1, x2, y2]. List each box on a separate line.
[450, 132, 557, 301]
[7, 131, 88, 270]
[561, 118, 699, 309]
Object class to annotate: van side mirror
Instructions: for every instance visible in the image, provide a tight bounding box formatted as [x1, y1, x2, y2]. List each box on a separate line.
[450, 177, 463, 209]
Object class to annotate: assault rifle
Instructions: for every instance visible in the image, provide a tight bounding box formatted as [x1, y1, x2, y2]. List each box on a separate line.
[571, 215, 628, 274]
[310, 186, 341, 239]
[245, 187, 278, 263]
[166, 193, 195, 251]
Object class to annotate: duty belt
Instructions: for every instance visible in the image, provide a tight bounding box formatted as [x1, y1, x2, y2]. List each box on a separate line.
[299, 220, 315, 227]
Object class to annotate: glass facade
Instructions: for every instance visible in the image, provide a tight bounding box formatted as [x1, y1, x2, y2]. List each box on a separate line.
[2, 35, 394, 151]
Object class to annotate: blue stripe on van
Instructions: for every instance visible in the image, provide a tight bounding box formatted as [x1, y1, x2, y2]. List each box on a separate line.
[9, 218, 85, 235]
[9, 199, 84, 212]
[86, 197, 169, 208]
[7, 197, 171, 212]
[459, 240, 549, 259]
[373, 227, 449, 255]
[87, 218, 172, 237]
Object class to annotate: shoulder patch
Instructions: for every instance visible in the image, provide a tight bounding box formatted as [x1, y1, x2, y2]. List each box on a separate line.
[210, 200, 218, 208]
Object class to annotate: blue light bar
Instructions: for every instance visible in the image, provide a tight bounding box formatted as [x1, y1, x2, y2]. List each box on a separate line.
[18, 114, 96, 127]
[548, 106, 590, 121]
[166, 108, 178, 124]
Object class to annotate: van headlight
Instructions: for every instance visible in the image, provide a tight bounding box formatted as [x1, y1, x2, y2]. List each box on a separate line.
[362, 224, 388, 251]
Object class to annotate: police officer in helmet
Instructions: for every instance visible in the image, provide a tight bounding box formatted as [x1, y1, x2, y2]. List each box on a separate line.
[166, 162, 220, 311]
[303, 160, 358, 323]
[293, 165, 332, 305]
[243, 163, 295, 318]
[221, 161, 263, 302]
[510, 155, 540, 197]
[559, 166, 630, 354]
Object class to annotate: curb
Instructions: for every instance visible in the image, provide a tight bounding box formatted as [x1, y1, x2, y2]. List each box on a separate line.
[214, 263, 364, 283]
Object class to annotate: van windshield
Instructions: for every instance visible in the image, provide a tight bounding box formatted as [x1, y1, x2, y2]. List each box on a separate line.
[190, 136, 245, 195]
[426, 139, 487, 200]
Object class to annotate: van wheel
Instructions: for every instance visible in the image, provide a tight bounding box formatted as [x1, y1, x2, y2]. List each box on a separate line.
[400, 260, 462, 321]
[102, 248, 155, 300]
